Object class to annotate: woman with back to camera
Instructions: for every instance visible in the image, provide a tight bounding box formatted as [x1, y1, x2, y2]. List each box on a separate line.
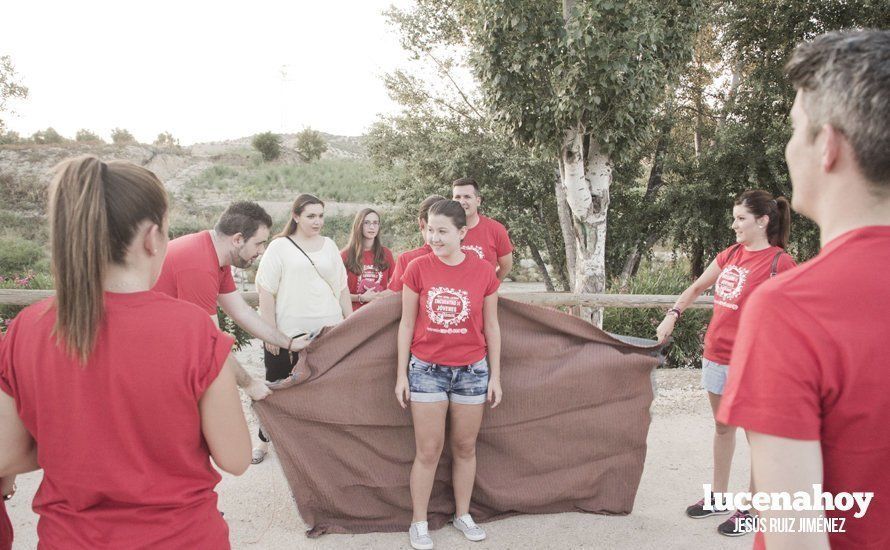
[341, 208, 395, 310]
[395, 199, 503, 550]
[251, 193, 352, 463]
[0, 156, 251, 549]
[656, 189, 796, 537]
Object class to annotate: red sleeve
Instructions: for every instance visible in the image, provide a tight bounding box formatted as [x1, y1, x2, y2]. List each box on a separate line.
[190, 316, 235, 400]
[402, 259, 422, 294]
[718, 287, 828, 440]
[384, 248, 396, 287]
[494, 222, 513, 257]
[484, 266, 501, 296]
[0, 321, 14, 398]
[389, 255, 408, 291]
[219, 266, 236, 295]
[715, 246, 732, 269]
[175, 269, 222, 315]
[777, 252, 797, 272]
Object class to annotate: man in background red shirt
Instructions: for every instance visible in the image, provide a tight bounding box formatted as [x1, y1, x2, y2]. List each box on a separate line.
[718, 30, 890, 549]
[451, 178, 513, 281]
[154, 201, 307, 400]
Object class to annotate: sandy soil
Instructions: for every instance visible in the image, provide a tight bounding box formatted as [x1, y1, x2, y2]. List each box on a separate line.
[6, 353, 751, 550]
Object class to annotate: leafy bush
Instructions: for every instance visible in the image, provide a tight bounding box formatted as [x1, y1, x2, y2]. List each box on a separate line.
[0, 235, 45, 274]
[252, 132, 281, 161]
[0, 131, 22, 145]
[75, 129, 104, 143]
[602, 259, 711, 368]
[217, 308, 251, 351]
[111, 127, 136, 145]
[154, 131, 180, 149]
[31, 127, 65, 144]
[295, 128, 327, 162]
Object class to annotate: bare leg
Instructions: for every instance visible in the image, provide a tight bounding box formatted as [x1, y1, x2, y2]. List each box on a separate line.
[410, 401, 449, 522]
[449, 402, 485, 517]
[708, 391, 737, 495]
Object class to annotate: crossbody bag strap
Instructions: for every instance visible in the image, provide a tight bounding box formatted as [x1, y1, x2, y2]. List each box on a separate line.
[769, 250, 784, 278]
[285, 237, 339, 298]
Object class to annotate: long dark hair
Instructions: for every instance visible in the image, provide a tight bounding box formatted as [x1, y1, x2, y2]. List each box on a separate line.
[49, 156, 167, 362]
[276, 193, 324, 238]
[342, 208, 389, 275]
[735, 189, 792, 249]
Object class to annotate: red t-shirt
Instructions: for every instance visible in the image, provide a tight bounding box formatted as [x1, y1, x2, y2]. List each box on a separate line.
[389, 244, 432, 292]
[152, 230, 237, 314]
[703, 244, 795, 364]
[341, 247, 395, 310]
[403, 252, 500, 366]
[460, 215, 513, 269]
[0, 497, 10, 550]
[0, 292, 235, 549]
[719, 226, 890, 550]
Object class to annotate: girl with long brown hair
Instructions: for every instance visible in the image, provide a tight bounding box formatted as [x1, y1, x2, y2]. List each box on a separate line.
[251, 193, 351, 463]
[0, 156, 251, 548]
[340, 208, 395, 310]
[655, 189, 796, 538]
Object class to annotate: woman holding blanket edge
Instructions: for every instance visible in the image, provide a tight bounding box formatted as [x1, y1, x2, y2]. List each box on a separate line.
[395, 200, 502, 550]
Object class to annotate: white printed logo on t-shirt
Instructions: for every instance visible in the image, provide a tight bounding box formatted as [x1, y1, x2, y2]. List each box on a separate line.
[358, 264, 383, 292]
[715, 265, 748, 302]
[461, 245, 484, 260]
[426, 286, 470, 334]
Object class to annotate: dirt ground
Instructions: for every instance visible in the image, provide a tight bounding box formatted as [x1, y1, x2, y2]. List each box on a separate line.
[5, 351, 754, 550]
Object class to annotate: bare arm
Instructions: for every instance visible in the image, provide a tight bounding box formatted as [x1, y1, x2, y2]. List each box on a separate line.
[218, 291, 290, 348]
[748, 431, 830, 550]
[339, 288, 353, 319]
[656, 258, 722, 342]
[483, 292, 502, 407]
[394, 287, 419, 408]
[496, 253, 513, 282]
[0, 391, 38, 477]
[199, 353, 252, 476]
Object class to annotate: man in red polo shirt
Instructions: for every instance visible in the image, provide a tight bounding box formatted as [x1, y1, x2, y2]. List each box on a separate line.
[154, 202, 307, 400]
[451, 178, 513, 281]
[718, 30, 890, 549]
[389, 194, 445, 292]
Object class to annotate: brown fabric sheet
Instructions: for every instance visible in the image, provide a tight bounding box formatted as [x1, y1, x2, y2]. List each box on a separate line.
[253, 295, 660, 537]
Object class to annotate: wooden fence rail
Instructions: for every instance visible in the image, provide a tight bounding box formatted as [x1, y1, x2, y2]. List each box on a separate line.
[0, 289, 714, 309]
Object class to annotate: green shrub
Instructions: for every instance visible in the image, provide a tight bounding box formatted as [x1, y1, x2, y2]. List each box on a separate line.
[111, 127, 136, 145]
[295, 128, 327, 162]
[31, 127, 65, 144]
[75, 129, 104, 143]
[154, 131, 180, 148]
[0, 235, 45, 274]
[602, 259, 711, 368]
[0, 131, 22, 145]
[217, 308, 251, 351]
[252, 132, 281, 161]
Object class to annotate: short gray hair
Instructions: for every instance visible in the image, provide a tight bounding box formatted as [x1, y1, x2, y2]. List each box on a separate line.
[785, 30, 890, 189]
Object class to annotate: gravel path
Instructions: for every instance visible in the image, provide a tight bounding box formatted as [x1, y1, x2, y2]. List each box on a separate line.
[6, 353, 751, 549]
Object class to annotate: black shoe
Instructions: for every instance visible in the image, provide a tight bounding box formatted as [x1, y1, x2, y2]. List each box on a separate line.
[686, 497, 731, 519]
[718, 510, 755, 536]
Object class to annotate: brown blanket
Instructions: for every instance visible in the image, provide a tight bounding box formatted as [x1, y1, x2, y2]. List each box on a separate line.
[253, 295, 660, 537]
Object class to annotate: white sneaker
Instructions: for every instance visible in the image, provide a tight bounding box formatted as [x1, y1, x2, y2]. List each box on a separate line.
[453, 514, 486, 542]
[409, 520, 434, 550]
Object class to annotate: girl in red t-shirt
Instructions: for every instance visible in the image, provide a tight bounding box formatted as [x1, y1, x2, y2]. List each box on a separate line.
[395, 200, 502, 549]
[341, 208, 395, 310]
[0, 156, 251, 549]
[0, 476, 12, 550]
[655, 189, 796, 537]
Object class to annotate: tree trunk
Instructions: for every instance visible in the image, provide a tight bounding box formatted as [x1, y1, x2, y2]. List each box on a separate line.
[691, 240, 705, 279]
[527, 243, 555, 292]
[554, 168, 576, 289]
[558, 126, 611, 326]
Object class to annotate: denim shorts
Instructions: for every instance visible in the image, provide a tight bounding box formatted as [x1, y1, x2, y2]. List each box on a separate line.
[408, 355, 489, 405]
[701, 358, 729, 395]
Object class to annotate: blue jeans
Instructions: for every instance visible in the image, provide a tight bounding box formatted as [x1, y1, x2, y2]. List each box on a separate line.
[408, 355, 489, 405]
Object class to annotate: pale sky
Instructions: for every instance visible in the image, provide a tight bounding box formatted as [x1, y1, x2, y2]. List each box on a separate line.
[2, 0, 414, 144]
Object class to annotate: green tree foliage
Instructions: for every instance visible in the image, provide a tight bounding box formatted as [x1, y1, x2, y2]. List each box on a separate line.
[0, 55, 28, 135]
[111, 127, 136, 145]
[294, 128, 328, 162]
[252, 131, 281, 161]
[153, 131, 180, 149]
[75, 129, 104, 144]
[31, 127, 66, 144]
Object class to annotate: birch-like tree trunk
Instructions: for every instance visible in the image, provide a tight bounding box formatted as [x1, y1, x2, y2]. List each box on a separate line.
[558, 126, 611, 326]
